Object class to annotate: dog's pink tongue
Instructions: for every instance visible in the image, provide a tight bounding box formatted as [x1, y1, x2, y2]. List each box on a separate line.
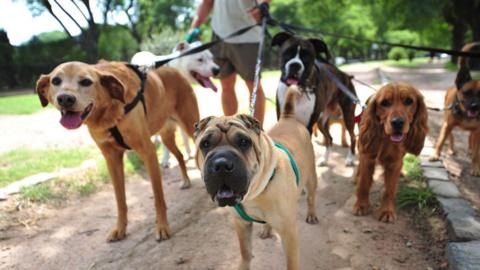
[201, 77, 218, 92]
[390, 134, 404, 143]
[286, 78, 299, 85]
[60, 112, 82, 130]
[467, 110, 479, 118]
[217, 189, 234, 199]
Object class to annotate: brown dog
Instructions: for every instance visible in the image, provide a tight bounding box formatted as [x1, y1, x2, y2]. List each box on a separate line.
[35, 61, 199, 241]
[194, 86, 318, 270]
[429, 42, 480, 176]
[353, 82, 428, 222]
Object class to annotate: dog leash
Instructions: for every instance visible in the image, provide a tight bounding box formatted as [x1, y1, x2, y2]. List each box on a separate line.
[233, 142, 299, 224]
[248, 10, 269, 117]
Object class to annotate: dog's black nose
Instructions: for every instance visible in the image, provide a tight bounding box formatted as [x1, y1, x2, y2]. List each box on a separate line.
[212, 67, 220, 76]
[391, 117, 405, 131]
[288, 62, 302, 72]
[57, 94, 76, 108]
[212, 157, 234, 173]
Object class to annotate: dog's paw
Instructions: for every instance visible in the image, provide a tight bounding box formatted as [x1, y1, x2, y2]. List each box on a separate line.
[306, 214, 319, 224]
[447, 149, 456, 156]
[258, 225, 273, 239]
[180, 180, 191, 190]
[155, 225, 171, 242]
[428, 154, 440, 162]
[106, 226, 127, 242]
[237, 261, 251, 270]
[378, 208, 397, 223]
[353, 201, 370, 216]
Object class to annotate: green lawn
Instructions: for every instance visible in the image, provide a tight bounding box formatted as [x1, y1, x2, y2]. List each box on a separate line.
[0, 94, 46, 115]
[0, 147, 94, 188]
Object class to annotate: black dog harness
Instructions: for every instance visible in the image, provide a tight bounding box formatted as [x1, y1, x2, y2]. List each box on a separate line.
[108, 64, 147, 149]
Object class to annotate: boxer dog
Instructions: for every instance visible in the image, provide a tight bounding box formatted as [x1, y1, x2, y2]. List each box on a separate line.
[194, 85, 318, 270]
[272, 32, 358, 167]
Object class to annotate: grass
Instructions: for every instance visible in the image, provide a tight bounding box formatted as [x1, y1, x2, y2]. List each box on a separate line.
[397, 154, 437, 211]
[18, 142, 167, 203]
[340, 57, 430, 70]
[0, 94, 46, 115]
[0, 147, 94, 188]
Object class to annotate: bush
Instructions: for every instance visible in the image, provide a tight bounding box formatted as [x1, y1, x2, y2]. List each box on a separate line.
[388, 47, 408, 61]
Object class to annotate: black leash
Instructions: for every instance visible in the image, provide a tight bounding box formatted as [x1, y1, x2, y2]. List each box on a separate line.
[153, 24, 260, 68]
[271, 19, 480, 59]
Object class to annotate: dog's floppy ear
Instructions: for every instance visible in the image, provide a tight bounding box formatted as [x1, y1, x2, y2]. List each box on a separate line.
[405, 88, 428, 155]
[308, 38, 331, 62]
[358, 94, 382, 157]
[194, 116, 215, 138]
[100, 73, 125, 103]
[236, 114, 263, 135]
[175, 41, 189, 52]
[455, 65, 472, 90]
[35, 74, 50, 107]
[272, 32, 293, 47]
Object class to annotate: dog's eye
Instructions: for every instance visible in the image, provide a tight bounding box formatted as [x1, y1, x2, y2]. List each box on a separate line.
[52, 77, 62, 86]
[464, 90, 473, 97]
[238, 138, 251, 149]
[197, 58, 204, 63]
[380, 99, 391, 107]
[200, 139, 210, 149]
[79, 79, 93, 87]
[403, 97, 413, 106]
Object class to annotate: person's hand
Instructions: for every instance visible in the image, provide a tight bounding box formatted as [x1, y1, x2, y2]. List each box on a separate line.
[247, 2, 270, 23]
[185, 27, 201, 43]
[247, 6, 262, 23]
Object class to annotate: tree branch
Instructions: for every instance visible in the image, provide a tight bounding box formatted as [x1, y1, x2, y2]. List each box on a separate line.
[52, 0, 84, 32]
[70, 0, 89, 23]
[40, 0, 74, 38]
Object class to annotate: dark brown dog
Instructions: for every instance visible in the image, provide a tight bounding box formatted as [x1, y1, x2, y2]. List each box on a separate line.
[429, 42, 480, 176]
[36, 61, 199, 241]
[272, 32, 357, 167]
[354, 82, 428, 222]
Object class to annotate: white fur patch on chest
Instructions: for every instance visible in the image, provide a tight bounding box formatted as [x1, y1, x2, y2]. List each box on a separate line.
[277, 82, 315, 126]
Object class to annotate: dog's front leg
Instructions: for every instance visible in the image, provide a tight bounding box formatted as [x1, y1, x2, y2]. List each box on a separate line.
[353, 157, 375, 216]
[234, 217, 253, 270]
[378, 160, 402, 222]
[100, 146, 128, 242]
[470, 131, 480, 176]
[136, 140, 171, 241]
[429, 122, 453, 161]
[277, 221, 299, 270]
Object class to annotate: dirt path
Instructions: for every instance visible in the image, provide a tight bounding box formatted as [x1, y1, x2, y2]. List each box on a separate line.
[0, 69, 447, 270]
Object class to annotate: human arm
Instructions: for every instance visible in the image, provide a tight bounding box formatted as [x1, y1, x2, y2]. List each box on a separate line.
[248, 0, 272, 23]
[186, 0, 214, 42]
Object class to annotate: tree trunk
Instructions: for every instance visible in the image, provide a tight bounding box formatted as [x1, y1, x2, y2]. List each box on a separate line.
[450, 22, 467, 64]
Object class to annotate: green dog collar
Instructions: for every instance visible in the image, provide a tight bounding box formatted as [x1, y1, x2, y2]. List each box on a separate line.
[233, 142, 299, 224]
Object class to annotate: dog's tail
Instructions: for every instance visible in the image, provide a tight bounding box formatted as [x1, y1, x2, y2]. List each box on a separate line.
[280, 85, 301, 119]
[458, 42, 480, 70]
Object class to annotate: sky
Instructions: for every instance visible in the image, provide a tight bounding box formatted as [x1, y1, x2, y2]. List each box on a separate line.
[0, 0, 128, 46]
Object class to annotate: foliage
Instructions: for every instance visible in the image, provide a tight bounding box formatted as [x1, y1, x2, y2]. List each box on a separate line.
[388, 47, 407, 61]
[0, 94, 45, 115]
[397, 186, 436, 210]
[21, 184, 60, 202]
[403, 154, 424, 181]
[139, 28, 183, 55]
[98, 25, 139, 61]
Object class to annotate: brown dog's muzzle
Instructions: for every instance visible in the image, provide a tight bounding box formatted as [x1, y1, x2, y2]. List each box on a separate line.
[203, 149, 249, 207]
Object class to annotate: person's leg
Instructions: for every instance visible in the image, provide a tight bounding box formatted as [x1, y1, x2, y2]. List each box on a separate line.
[244, 80, 265, 125]
[221, 72, 238, 116]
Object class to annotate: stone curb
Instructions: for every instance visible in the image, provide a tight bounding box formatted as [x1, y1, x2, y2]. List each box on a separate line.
[0, 159, 96, 200]
[419, 147, 480, 270]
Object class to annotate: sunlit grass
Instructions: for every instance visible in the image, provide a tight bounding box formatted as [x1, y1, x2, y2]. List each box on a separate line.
[0, 94, 46, 115]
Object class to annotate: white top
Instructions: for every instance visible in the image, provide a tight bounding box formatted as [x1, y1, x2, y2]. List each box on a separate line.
[211, 0, 262, 43]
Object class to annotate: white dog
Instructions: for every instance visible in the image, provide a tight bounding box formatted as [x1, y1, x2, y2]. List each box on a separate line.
[131, 41, 219, 167]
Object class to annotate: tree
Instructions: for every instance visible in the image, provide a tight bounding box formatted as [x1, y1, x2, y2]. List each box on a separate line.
[0, 30, 17, 89]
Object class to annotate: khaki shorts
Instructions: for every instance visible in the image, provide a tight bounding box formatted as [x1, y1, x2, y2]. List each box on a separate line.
[210, 33, 259, 82]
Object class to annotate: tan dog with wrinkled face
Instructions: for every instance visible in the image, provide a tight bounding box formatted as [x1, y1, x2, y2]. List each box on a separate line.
[36, 61, 200, 242]
[194, 86, 318, 270]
